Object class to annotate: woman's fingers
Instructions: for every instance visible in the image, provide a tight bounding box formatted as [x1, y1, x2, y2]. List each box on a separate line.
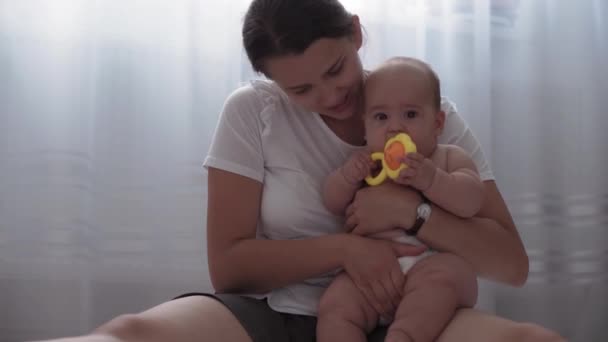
[370, 280, 394, 317]
[344, 213, 357, 232]
[358, 282, 385, 316]
[391, 242, 427, 257]
[386, 269, 404, 313]
[390, 265, 405, 298]
[345, 203, 355, 217]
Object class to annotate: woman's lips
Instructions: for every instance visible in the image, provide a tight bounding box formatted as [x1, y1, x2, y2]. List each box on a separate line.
[328, 92, 350, 112]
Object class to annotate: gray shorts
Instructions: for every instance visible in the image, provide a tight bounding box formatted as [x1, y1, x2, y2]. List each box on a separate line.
[174, 292, 389, 342]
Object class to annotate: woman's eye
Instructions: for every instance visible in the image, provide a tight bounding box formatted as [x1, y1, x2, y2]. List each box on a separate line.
[374, 112, 388, 120]
[327, 65, 343, 76]
[294, 87, 310, 95]
[405, 110, 418, 118]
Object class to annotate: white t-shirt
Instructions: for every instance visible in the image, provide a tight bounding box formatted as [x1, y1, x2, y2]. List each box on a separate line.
[204, 80, 494, 316]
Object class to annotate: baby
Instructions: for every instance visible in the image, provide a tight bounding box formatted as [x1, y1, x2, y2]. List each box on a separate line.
[318, 57, 484, 342]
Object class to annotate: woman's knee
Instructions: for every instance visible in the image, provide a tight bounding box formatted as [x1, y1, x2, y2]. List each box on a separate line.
[94, 314, 151, 341]
[510, 323, 567, 342]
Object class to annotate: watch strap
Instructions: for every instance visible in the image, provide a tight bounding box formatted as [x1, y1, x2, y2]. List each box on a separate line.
[405, 196, 429, 236]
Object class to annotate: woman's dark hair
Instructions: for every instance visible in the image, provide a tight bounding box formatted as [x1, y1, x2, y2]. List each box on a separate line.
[243, 0, 354, 76]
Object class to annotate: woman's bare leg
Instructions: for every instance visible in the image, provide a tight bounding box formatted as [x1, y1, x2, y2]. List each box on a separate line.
[438, 309, 567, 342]
[32, 296, 251, 342]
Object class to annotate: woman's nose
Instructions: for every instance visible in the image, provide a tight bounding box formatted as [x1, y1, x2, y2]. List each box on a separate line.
[319, 89, 340, 108]
[318, 80, 344, 106]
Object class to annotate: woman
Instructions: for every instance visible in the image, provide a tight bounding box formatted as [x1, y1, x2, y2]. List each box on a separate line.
[39, 0, 564, 341]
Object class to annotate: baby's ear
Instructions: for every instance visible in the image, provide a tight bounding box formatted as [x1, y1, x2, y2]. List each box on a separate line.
[435, 110, 446, 135]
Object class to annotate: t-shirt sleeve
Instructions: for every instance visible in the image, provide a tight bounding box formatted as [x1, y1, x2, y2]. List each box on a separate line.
[440, 98, 495, 181]
[203, 84, 265, 183]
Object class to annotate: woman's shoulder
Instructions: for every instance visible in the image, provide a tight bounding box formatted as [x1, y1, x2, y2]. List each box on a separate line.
[438, 97, 468, 144]
[219, 80, 289, 128]
[440, 97, 467, 128]
[220, 80, 301, 137]
[440, 96, 459, 117]
[225, 79, 287, 108]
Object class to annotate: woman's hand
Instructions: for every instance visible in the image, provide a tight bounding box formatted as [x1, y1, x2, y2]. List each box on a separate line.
[345, 183, 422, 235]
[342, 235, 427, 320]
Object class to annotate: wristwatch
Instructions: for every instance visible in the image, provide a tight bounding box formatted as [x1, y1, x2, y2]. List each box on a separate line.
[405, 197, 431, 236]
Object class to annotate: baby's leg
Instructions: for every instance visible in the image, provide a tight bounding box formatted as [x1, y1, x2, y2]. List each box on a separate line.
[317, 272, 378, 342]
[386, 253, 478, 342]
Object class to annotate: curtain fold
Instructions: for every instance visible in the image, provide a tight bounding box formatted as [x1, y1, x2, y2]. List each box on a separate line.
[1, 1, 606, 341]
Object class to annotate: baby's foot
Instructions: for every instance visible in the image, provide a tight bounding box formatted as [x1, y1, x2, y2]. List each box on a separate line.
[385, 329, 415, 342]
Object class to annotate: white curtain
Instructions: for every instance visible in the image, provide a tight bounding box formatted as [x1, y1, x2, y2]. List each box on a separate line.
[0, 1, 606, 341]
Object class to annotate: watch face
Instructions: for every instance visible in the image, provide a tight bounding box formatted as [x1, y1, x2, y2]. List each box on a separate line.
[418, 203, 432, 219]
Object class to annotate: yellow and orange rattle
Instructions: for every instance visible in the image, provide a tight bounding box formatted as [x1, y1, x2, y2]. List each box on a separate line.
[365, 133, 417, 186]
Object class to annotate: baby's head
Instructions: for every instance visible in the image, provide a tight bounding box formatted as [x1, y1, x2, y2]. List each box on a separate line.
[363, 57, 445, 157]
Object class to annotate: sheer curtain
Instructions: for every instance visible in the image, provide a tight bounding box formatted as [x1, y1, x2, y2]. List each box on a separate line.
[0, 1, 605, 341]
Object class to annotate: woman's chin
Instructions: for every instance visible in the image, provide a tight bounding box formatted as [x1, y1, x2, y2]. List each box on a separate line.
[326, 104, 357, 121]
[328, 110, 354, 121]
[323, 90, 359, 120]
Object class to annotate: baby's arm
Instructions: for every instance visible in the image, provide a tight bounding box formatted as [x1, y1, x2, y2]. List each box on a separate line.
[323, 150, 374, 218]
[422, 145, 484, 218]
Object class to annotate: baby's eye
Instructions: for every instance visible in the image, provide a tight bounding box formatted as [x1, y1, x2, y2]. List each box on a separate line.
[374, 112, 388, 121]
[405, 110, 418, 118]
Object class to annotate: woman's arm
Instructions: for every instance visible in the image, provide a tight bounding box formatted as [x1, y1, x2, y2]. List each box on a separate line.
[207, 167, 424, 296]
[345, 99, 528, 286]
[207, 167, 348, 294]
[415, 180, 528, 286]
[323, 167, 361, 217]
[345, 181, 528, 286]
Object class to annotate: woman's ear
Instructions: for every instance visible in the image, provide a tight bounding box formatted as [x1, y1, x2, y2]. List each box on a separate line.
[351, 15, 363, 49]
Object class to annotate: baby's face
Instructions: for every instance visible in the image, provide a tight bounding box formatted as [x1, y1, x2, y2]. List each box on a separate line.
[363, 65, 444, 157]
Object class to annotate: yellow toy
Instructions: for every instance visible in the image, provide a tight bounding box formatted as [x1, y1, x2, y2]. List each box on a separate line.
[365, 133, 417, 186]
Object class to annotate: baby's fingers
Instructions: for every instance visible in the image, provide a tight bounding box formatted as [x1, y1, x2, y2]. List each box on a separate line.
[357, 150, 372, 161]
[356, 163, 371, 178]
[404, 157, 422, 169]
[399, 168, 417, 179]
[406, 152, 424, 161]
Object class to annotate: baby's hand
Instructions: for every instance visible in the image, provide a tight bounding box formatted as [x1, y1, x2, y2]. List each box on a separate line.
[341, 150, 375, 185]
[394, 152, 436, 191]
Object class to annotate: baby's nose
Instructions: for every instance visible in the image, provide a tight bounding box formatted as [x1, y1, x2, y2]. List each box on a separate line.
[387, 118, 406, 134]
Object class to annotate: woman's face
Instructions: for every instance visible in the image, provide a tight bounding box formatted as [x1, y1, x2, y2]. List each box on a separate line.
[264, 21, 364, 120]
